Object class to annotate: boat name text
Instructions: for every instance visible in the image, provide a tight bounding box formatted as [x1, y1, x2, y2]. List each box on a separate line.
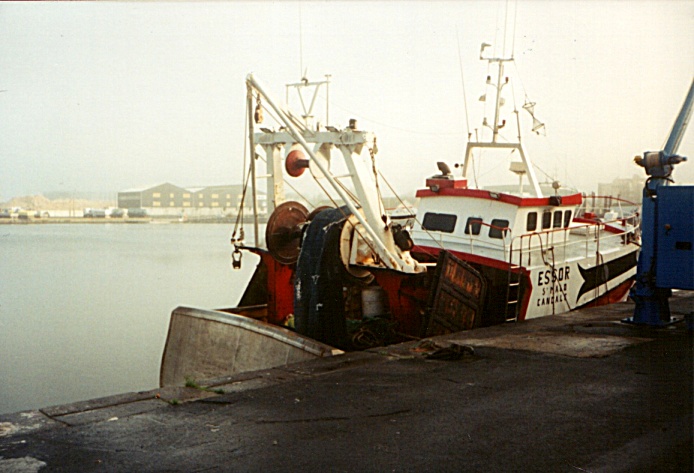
[537, 266, 570, 287]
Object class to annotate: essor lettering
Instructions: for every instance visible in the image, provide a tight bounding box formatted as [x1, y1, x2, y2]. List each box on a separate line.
[537, 266, 571, 287]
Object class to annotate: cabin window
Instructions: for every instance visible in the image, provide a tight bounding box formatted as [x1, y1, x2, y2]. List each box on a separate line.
[526, 212, 537, 231]
[422, 212, 457, 233]
[489, 219, 509, 239]
[563, 210, 572, 228]
[464, 217, 483, 235]
[542, 211, 552, 229]
[553, 210, 562, 228]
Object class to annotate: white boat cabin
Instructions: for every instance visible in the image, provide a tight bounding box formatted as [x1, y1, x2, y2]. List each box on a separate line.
[412, 173, 582, 262]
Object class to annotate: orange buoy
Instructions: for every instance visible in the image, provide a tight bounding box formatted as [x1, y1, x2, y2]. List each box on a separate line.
[285, 149, 309, 177]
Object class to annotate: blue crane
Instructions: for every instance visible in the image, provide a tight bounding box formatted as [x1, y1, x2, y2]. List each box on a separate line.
[626, 78, 694, 325]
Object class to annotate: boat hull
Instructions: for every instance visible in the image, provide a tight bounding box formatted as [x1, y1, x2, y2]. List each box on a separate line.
[160, 306, 340, 387]
[413, 244, 638, 322]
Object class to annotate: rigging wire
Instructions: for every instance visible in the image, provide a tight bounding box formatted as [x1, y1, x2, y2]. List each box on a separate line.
[231, 158, 253, 242]
[471, 146, 479, 188]
[511, 61, 532, 106]
[242, 95, 248, 192]
[317, 95, 462, 136]
[508, 60, 578, 190]
[472, 128, 481, 187]
[493, 0, 502, 59]
[231, 98, 252, 242]
[532, 161, 558, 182]
[299, 2, 304, 80]
[265, 86, 460, 137]
[377, 170, 413, 214]
[476, 149, 517, 179]
[510, 80, 521, 143]
[369, 147, 387, 217]
[502, 0, 509, 56]
[311, 173, 382, 259]
[456, 28, 471, 139]
[483, 0, 578, 192]
[253, 152, 316, 207]
[511, 0, 518, 58]
[377, 170, 446, 254]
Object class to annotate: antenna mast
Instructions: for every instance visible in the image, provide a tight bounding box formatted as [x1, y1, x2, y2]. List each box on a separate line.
[299, 3, 304, 80]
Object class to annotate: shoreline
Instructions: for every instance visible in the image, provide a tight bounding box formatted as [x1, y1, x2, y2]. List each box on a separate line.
[0, 217, 267, 225]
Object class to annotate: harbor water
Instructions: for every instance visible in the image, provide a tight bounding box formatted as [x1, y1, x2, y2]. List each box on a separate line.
[0, 223, 259, 415]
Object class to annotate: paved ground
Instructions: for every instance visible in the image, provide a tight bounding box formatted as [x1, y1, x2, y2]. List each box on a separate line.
[1, 292, 692, 473]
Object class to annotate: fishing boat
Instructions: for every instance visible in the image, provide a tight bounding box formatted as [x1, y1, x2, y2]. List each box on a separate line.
[160, 43, 640, 386]
[409, 43, 640, 324]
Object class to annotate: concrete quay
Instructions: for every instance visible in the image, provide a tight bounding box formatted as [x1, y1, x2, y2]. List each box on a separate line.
[1, 292, 692, 473]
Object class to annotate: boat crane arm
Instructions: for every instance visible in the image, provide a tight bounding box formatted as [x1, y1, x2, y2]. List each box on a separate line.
[246, 74, 424, 274]
[664, 78, 694, 158]
[635, 78, 693, 177]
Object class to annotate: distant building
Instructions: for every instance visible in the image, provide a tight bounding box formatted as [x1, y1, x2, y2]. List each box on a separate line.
[597, 175, 644, 204]
[117, 183, 266, 218]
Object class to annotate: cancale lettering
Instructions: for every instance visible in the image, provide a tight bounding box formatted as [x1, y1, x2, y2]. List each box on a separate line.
[536, 292, 566, 306]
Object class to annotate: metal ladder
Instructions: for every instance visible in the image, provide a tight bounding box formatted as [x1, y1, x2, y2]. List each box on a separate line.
[504, 243, 524, 322]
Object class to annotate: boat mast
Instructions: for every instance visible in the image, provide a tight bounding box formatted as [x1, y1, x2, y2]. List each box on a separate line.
[491, 58, 507, 143]
[462, 43, 543, 197]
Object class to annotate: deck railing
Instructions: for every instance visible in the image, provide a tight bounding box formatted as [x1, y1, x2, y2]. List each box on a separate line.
[576, 194, 640, 220]
[507, 217, 638, 270]
[416, 216, 637, 265]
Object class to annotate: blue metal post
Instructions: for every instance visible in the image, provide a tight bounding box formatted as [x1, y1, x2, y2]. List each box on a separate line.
[625, 78, 693, 325]
[628, 177, 673, 324]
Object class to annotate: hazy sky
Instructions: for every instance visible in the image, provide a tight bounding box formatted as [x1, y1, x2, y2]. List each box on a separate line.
[1, 1, 693, 201]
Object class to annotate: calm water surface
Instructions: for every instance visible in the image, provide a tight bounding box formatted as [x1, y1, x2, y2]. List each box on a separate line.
[0, 223, 258, 414]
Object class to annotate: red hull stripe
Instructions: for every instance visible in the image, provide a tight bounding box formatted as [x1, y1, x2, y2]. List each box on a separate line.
[577, 279, 634, 309]
[412, 246, 513, 271]
[415, 188, 583, 207]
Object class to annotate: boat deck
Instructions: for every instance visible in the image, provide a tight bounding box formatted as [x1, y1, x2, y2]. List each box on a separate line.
[1, 291, 692, 472]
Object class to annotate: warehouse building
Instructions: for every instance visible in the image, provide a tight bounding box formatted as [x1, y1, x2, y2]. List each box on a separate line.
[117, 183, 265, 218]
